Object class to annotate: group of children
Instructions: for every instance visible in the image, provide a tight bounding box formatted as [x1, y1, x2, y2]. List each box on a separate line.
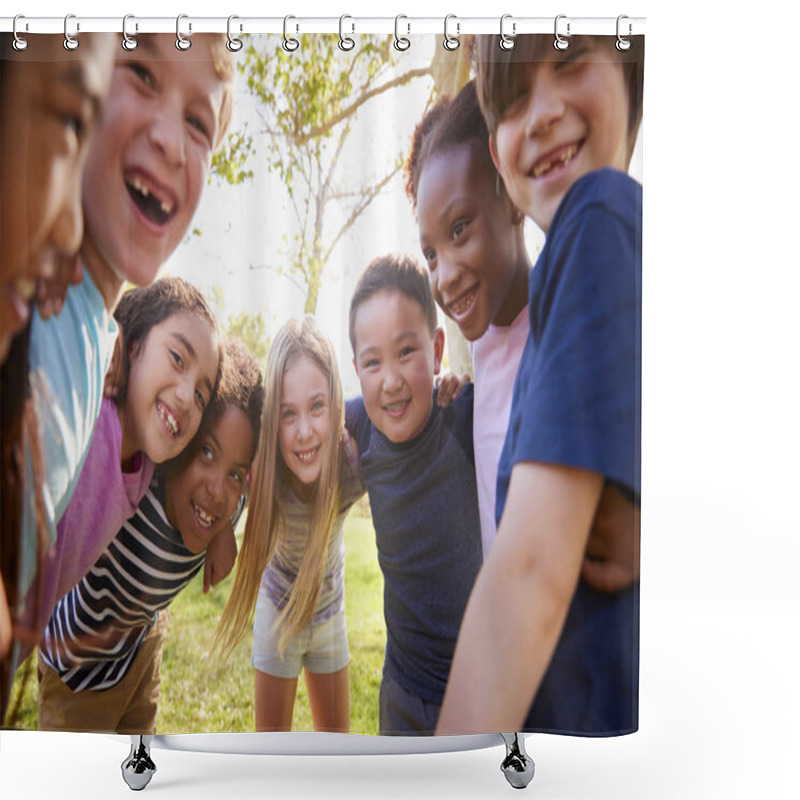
[1, 28, 643, 739]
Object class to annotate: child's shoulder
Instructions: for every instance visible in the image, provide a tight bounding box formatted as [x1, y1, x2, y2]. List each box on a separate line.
[554, 168, 640, 233]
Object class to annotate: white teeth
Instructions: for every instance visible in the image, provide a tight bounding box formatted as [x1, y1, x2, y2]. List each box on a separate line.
[157, 402, 179, 437]
[449, 288, 477, 317]
[385, 401, 408, 411]
[160, 199, 173, 215]
[533, 144, 578, 178]
[192, 500, 215, 528]
[14, 278, 36, 301]
[297, 448, 318, 463]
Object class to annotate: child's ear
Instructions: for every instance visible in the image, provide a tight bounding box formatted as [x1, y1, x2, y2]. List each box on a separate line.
[432, 327, 445, 375]
[489, 135, 503, 174]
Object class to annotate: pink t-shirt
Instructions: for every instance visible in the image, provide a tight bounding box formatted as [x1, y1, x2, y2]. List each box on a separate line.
[471, 306, 530, 558]
[22, 397, 155, 650]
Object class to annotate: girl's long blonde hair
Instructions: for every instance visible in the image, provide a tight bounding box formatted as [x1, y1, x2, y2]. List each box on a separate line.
[214, 316, 344, 660]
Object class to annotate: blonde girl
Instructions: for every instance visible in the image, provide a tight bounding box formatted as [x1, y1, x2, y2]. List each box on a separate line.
[216, 316, 362, 733]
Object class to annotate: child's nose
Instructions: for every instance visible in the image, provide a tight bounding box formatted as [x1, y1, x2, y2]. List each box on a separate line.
[149, 101, 187, 167]
[381, 367, 403, 393]
[50, 171, 84, 261]
[207, 470, 225, 503]
[524, 72, 565, 138]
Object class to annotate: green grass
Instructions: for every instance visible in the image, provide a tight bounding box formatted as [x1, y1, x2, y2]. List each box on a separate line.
[7, 514, 386, 734]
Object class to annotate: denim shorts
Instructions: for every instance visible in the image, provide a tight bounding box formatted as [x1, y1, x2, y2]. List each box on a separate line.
[251, 589, 349, 679]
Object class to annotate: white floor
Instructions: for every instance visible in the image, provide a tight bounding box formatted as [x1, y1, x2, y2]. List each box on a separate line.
[3, 591, 798, 800]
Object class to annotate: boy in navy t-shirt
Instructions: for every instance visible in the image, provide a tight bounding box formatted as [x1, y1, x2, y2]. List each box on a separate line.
[346, 253, 483, 734]
[437, 34, 644, 736]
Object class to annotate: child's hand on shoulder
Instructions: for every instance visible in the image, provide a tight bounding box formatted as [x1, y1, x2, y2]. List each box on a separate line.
[35, 254, 83, 320]
[436, 372, 471, 408]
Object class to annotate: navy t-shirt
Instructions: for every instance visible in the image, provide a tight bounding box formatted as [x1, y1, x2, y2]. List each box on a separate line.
[496, 168, 641, 735]
[346, 387, 483, 706]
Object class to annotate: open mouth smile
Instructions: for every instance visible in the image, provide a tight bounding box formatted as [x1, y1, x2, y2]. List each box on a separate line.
[383, 399, 410, 418]
[531, 141, 582, 179]
[295, 446, 320, 464]
[447, 285, 479, 319]
[157, 400, 181, 439]
[125, 170, 178, 227]
[191, 499, 218, 531]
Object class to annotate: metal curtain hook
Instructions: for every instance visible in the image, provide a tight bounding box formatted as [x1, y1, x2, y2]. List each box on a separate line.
[283, 15, 299, 52]
[394, 15, 410, 51]
[499, 13, 516, 50]
[227, 15, 243, 52]
[339, 15, 355, 51]
[443, 13, 460, 51]
[554, 14, 570, 51]
[64, 13, 79, 51]
[122, 14, 138, 51]
[616, 14, 632, 51]
[12, 15, 28, 51]
[176, 14, 192, 51]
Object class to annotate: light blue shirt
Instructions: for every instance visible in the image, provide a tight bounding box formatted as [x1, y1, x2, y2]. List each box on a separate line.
[18, 270, 118, 608]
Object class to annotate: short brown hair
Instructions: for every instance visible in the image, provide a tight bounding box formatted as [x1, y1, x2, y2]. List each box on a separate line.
[475, 34, 644, 162]
[349, 254, 438, 353]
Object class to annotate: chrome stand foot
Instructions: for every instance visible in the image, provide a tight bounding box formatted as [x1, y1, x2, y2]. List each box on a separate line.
[121, 735, 156, 791]
[500, 733, 534, 789]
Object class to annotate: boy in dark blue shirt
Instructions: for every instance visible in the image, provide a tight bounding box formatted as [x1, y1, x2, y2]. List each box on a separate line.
[346, 254, 483, 734]
[438, 34, 643, 736]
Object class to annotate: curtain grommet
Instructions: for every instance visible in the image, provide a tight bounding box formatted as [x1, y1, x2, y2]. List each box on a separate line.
[12, 15, 29, 51]
[554, 14, 570, 51]
[443, 13, 460, 51]
[499, 14, 516, 51]
[64, 13, 79, 51]
[227, 15, 243, 52]
[176, 14, 192, 51]
[393, 15, 411, 51]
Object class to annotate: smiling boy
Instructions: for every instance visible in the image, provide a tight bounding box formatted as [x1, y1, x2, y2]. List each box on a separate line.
[437, 35, 643, 735]
[346, 254, 483, 734]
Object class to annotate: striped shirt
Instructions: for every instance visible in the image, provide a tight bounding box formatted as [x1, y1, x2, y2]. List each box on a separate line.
[39, 476, 205, 692]
[260, 441, 364, 623]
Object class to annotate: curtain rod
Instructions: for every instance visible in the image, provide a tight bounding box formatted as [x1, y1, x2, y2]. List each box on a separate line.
[0, 15, 646, 37]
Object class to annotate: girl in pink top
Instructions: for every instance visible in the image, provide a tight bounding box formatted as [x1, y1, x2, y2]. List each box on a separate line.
[20, 277, 222, 655]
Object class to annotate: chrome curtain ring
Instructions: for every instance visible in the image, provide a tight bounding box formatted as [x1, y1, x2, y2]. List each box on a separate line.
[499, 13, 516, 50]
[176, 14, 192, 51]
[12, 15, 28, 51]
[616, 15, 632, 51]
[554, 14, 570, 51]
[339, 15, 355, 51]
[283, 15, 299, 52]
[393, 15, 410, 51]
[64, 13, 79, 51]
[122, 14, 138, 51]
[227, 15, 243, 52]
[443, 13, 460, 51]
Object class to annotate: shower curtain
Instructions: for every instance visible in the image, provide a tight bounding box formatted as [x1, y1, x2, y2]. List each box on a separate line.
[1, 18, 644, 741]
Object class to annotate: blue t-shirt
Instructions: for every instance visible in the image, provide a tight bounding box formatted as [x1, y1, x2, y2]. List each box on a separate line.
[346, 387, 483, 706]
[497, 168, 641, 735]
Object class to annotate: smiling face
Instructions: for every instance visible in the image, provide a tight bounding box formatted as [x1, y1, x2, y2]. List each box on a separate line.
[122, 310, 220, 466]
[79, 34, 226, 306]
[0, 33, 114, 361]
[491, 39, 630, 233]
[416, 144, 529, 341]
[278, 355, 334, 500]
[353, 289, 444, 444]
[164, 405, 254, 554]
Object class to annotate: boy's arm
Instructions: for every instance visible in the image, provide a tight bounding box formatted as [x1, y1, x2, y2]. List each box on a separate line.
[436, 461, 602, 734]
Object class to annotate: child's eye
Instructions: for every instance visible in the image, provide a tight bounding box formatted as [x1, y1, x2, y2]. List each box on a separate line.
[422, 247, 436, 267]
[452, 219, 468, 240]
[128, 62, 154, 88]
[201, 444, 214, 461]
[170, 349, 185, 369]
[229, 469, 245, 484]
[195, 389, 207, 410]
[281, 409, 296, 422]
[399, 347, 414, 359]
[187, 115, 211, 142]
[312, 400, 325, 414]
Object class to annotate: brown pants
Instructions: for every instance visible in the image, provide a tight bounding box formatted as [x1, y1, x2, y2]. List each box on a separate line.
[37, 608, 169, 735]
